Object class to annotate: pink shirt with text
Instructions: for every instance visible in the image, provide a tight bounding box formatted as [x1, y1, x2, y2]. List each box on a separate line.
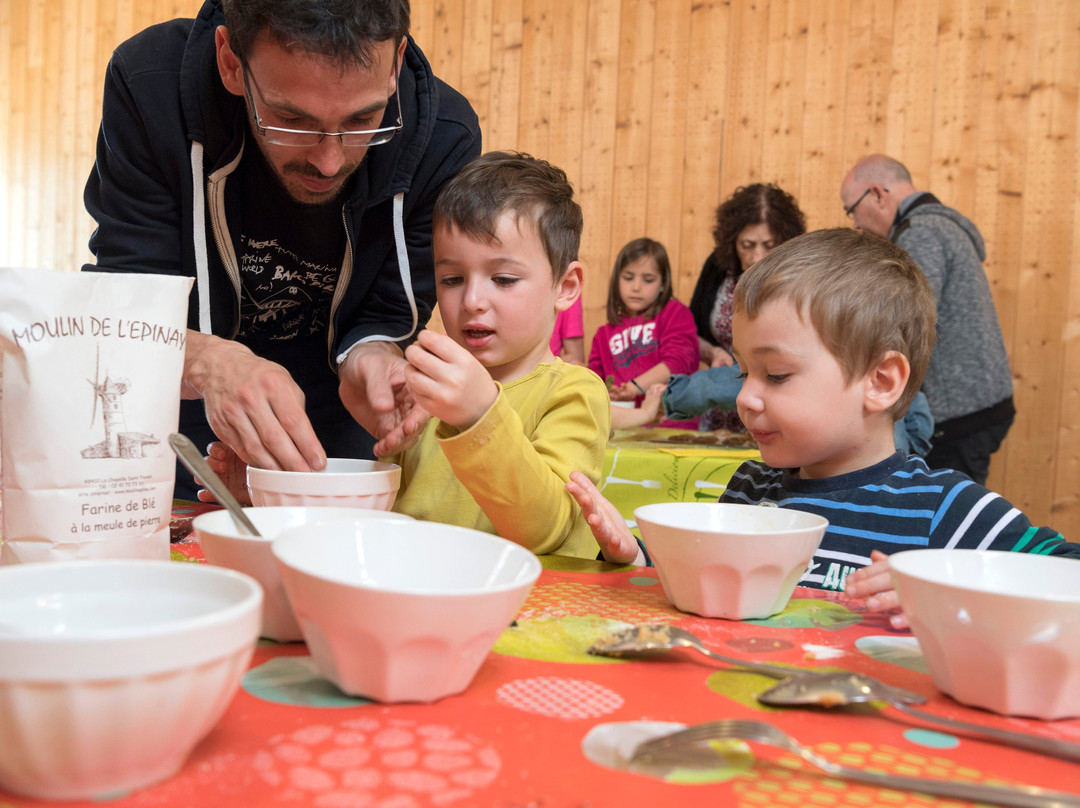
[588, 298, 699, 428]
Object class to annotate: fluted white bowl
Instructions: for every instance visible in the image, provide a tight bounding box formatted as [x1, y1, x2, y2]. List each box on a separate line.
[273, 519, 541, 703]
[890, 549, 1080, 719]
[247, 458, 401, 510]
[636, 502, 827, 620]
[195, 506, 413, 642]
[0, 560, 261, 800]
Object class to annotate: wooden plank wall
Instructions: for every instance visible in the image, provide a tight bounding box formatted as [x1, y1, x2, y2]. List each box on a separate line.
[2, 0, 1078, 538]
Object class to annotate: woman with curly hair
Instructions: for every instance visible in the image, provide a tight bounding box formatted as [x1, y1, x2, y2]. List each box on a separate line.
[691, 184, 807, 366]
[670, 184, 807, 431]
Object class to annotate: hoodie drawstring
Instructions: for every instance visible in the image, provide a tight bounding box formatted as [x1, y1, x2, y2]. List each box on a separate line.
[190, 141, 212, 335]
[191, 146, 416, 359]
[337, 191, 418, 363]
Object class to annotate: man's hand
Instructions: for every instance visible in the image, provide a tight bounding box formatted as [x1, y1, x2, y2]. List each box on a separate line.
[183, 331, 325, 472]
[339, 340, 431, 456]
[565, 471, 644, 565]
[403, 330, 497, 430]
[844, 549, 908, 628]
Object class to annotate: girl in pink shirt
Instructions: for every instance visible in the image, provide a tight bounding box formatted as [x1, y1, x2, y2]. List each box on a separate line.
[550, 295, 585, 364]
[588, 238, 699, 429]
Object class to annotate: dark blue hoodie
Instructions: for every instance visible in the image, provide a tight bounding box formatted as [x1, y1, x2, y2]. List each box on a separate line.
[82, 1, 481, 494]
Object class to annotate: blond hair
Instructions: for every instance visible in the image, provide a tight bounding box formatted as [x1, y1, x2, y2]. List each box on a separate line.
[734, 228, 936, 417]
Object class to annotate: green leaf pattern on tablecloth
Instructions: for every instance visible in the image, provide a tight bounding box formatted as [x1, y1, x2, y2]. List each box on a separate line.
[744, 599, 863, 630]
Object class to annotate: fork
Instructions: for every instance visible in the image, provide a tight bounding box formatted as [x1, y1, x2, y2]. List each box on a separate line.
[630, 719, 1080, 808]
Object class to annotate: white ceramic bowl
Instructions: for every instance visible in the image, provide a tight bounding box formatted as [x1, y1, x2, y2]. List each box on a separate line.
[194, 506, 414, 642]
[635, 502, 827, 620]
[889, 549, 1080, 719]
[272, 519, 541, 703]
[247, 458, 401, 509]
[0, 560, 261, 800]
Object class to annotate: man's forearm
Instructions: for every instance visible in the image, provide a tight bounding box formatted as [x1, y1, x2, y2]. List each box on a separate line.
[181, 330, 253, 400]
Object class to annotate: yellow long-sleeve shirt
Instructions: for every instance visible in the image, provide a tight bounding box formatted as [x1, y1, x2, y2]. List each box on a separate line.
[391, 361, 610, 558]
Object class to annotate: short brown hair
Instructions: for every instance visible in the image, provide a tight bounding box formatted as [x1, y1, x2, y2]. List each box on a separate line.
[433, 151, 582, 281]
[605, 238, 673, 325]
[222, 0, 409, 68]
[734, 228, 936, 417]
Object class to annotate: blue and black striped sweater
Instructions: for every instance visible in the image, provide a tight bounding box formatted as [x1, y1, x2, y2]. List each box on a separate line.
[721, 452, 1078, 592]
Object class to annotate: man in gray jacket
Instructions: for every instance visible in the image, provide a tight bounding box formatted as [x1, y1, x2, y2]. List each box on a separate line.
[840, 155, 1014, 484]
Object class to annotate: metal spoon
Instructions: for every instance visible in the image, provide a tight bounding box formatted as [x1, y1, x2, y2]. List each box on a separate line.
[759, 673, 1080, 763]
[631, 719, 1080, 808]
[588, 624, 820, 680]
[168, 433, 261, 537]
[590, 624, 926, 702]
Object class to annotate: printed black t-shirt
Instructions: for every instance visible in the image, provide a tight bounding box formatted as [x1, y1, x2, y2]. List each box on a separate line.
[234, 144, 346, 346]
[174, 143, 375, 500]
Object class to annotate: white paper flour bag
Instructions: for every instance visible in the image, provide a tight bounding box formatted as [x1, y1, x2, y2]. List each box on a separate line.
[0, 268, 193, 564]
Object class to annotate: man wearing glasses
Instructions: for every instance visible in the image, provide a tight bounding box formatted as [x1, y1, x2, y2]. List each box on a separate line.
[84, 0, 481, 498]
[840, 155, 1014, 485]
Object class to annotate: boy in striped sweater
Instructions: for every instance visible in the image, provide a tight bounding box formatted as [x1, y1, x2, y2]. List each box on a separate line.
[568, 228, 1078, 626]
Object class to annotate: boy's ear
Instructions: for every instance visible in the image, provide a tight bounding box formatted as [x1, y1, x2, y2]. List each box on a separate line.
[554, 262, 584, 313]
[864, 350, 910, 414]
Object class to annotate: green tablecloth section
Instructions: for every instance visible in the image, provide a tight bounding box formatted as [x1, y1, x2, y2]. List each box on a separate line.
[600, 428, 760, 523]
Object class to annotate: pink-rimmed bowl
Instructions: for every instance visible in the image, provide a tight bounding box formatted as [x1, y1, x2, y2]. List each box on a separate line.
[636, 502, 827, 620]
[272, 518, 540, 703]
[247, 458, 400, 510]
[890, 548, 1080, 719]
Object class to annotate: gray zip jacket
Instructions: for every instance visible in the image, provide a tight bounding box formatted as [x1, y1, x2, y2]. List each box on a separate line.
[891, 194, 1013, 425]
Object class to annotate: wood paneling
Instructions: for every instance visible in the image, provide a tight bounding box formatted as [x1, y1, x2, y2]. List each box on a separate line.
[3, 0, 1078, 536]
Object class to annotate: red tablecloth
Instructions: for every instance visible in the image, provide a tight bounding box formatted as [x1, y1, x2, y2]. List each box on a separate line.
[6, 502, 1078, 808]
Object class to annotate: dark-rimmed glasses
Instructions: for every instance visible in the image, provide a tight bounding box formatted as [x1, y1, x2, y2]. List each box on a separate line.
[838, 185, 881, 218]
[242, 69, 403, 148]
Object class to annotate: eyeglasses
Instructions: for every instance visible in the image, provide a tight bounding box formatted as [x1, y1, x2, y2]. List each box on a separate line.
[846, 186, 872, 216]
[242, 69, 403, 148]
[844, 186, 889, 218]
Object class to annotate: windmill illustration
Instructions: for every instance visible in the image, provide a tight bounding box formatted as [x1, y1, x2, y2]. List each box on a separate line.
[81, 345, 159, 459]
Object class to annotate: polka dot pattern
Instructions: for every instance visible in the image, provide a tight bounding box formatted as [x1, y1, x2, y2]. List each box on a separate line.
[250, 718, 499, 807]
[516, 581, 678, 624]
[731, 740, 1012, 807]
[495, 676, 624, 720]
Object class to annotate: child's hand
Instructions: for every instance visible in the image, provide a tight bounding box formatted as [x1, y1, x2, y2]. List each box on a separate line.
[197, 441, 252, 506]
[710, 347, 736, 368]
[565, 471, 644, 565]
[610, 383, 668, 429]
[609, 381, 639, 402]
[639, 383, 666, 423]
[404, 330, 498, 430]
[844, 550, 908, 629]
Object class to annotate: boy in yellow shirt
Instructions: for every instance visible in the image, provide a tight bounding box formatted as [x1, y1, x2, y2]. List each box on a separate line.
[387, 151, 611, 558]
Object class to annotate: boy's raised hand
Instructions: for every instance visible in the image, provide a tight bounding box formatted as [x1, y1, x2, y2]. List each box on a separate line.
[844, 549, 908, 629]
[565, 471, 644, 565]
[404, 330, 498, 430]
